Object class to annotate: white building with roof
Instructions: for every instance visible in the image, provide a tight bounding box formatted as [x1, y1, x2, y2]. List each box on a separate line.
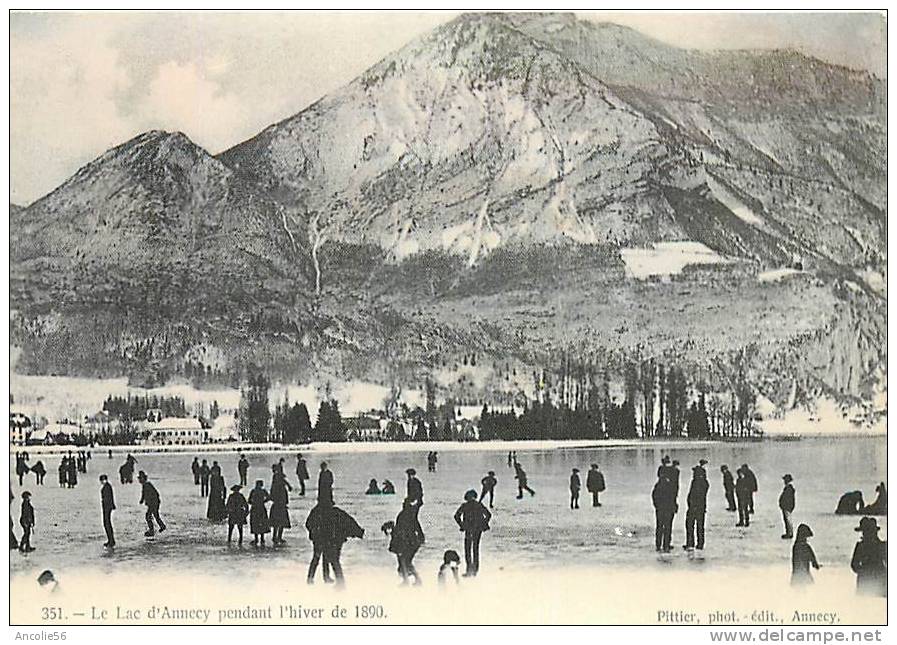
[141, 417, 207, 445]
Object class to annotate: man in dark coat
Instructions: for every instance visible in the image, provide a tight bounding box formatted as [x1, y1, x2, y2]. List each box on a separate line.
[742, 464, 758, 514]
[138, 471, 166, 537]
[99, 474, 116, 547]
[685, 466, 709, 550]
[851, 517, 887, 597]
[735, 467, 752, 527]
[305, 503, 364, 588]
[779, 474, 796, 539]
[454, 489, 492, 577]
[586, 464, 605, 507]
[305, 501, 333, 584]
[295, 453, 309, 496]
[19, 491, 35, 552]
[226, 484, 249, 546]
[199, 459, 210, 497]
[191, 457, 201, 485]
[237, 453, 249, 487]
[406, 468, 423, 507]
[652, 475, 677, 552]
[569, 468, 581, 509]
[31, 461, 46, 486]
[317, 461, 334, 504]
[479, 471, 497, 508]
[721, 465, 737, 512]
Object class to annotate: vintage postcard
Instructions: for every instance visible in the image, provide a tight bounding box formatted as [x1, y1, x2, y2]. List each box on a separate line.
[7, 8, 888, 630]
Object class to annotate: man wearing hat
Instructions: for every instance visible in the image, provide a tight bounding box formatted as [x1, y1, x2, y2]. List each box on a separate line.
[685, 465, 709, 550]
[137, 471, 166, 537]
[317, 461, 334, 505]
[851, 517, 887, 597]
[225, 484, 249, 546]
[99, 474, 116, 548]
[586, 464, 605, 507]
[695, 459, 709, 478]
[406, 468, 423, 507]
[18, 491, 35, 552]
[454, 489, 492, 577]
[569, 468, 582, 509]
[720, 465, 737, 512]
[778, 474, 795, 539]
[479, 470, 497, 508]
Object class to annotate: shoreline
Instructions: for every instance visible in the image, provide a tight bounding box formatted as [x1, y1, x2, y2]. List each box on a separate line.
[8, 433, 885, 456]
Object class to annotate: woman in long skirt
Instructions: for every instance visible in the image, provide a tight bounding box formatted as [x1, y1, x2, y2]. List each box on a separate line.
[248, 480, 271, 547]
[269, 466, 292, 545]
[207, 471, 227, 522]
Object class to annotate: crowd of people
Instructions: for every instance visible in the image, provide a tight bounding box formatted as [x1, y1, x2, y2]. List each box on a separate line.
[8, 449, 888, 597]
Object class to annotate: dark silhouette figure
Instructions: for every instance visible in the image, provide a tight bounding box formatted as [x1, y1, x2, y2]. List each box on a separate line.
[191, 457, 200, 485]
[652, 475, 677, 552]
[454, 489, 492, 576]
[31, 461, 46, 486]
[507, 451, 513, 468]
[479, 471, 497, 508]
[248, 480, 271, 546]
[389, 498, 425, 585]
[207, 469, 227, 523]
[138, 471, 165, 537]
[118, 456, 135, 485]
[438, 550, 461, 585]
[586, 464, 605, 507]
[742, 464, 758, 514]
[569, 468, 581, 509]
[199, 460, 210, 497]
[305, 501, 334, 584]
[427, 451, 438, 473]
[306, 501, 364, 587]
[295, 454, 309, 496]
[19, 491, 35, 552]
[864, 483, 887, 516]
[685, 466, 709, 550]
[317, 462, 334, 504]
[406, 468, 423, 506]
[66, 455, 78, 488]
[59, 459, 68, 487]
[382, 479, 396, 495]
[269, 466, 292, 545]
[226, 485, 249, 546]
[836, 491, 866, 515]
[850, 517, 887, 597]
[791, 524, 820, 587]
[514, 462, 535, 498]
[237, 454, 249, 487]
[735, 467, 751, 527]
[16, 454, 29, 486]
[721, 465, 737, 512]
[99, 474, 115, 547]
[10, 488, 18, 551]
[779, 474, 795, 539]
[365, 479, 381, 495]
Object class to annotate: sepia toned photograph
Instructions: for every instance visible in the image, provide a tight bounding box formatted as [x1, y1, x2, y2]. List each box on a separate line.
[7, 7, 888, 628]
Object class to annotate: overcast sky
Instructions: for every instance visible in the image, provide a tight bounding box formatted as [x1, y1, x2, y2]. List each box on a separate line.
[10, 11, 886, 205]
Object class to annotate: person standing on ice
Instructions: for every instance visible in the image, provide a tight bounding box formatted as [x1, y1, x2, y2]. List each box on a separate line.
[99, 474, 116, 548]
[586, 464, 605, 507]
[318, 461, 334, 504]
[479, 471, 497, 508]
[191, 457, 201, 485]
[237, 453, 249, 487]
[569, 468, 581, 509]
[735, 468, 751, 527]
[389, 498, 425, 585]
[138, 471, 166, 537]
[652, 474, 677, 552]
[514, 462, 535, 498]
[742, 463, 758, 514]
[31, 461, 46, 486]
[720, 465, 737, 512]
[406, 468, 423, 506]
[18, 491, 35, 552]
[248, 479, 271, 547]
[779, 474, 796, 539]
[427, 451, 438, 473]
[225, 484, 249, 546]
[791, 524, 820, 587]
[684, 466, 709, 550]
[295, 453, 309, 496]
[850, 517, 887, 597]
[454, 489, 491, 577]
[199, 459, 210, 497]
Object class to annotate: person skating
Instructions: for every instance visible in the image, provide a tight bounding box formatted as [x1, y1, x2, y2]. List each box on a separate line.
[652, 475, 677, 552]
[295, 453, 309, 496]
[322, 503, 364, 587]
[406, 468, 423, 506]
[207, 466, 227, 523]
[735, 467, 751, 527]
[191, 457, 201, 485]
[684, 466, 709, 550]
[199, 459, 210, 497]
[317, 461, 334, 504]
[569, 468, 581, 509]
[99, 474, 115, 548]
[791, 524, 820, 587]
[138, 471, 166, 536]
[269, 465, 292, 545]
[742, 463, 758, 514]
[225, 484, 249, 546]
[454, 489, 492, 576]
[586, 464, 605, 507]
[850, 517, 887, 597]
[389, 498, 425, 585]
[19, 491, 35, 552]
[248, 480, 271, 547]
[779, 474, 796, 539]
[514, 462, 535, 498]
[237, 453, 249, 487]
[721, 465, 736, 512]
[305, 500, 334, 584]
[365, 479, 381, 495]
[31, 460, 46, 486]
[479, 471, 497, 508]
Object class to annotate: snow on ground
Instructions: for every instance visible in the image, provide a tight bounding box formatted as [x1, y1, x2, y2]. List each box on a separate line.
[621, 241, 730, 279]
[758, 398, 885, 437]
[757, 267, 802, 283]
[706, 175, 765, 227]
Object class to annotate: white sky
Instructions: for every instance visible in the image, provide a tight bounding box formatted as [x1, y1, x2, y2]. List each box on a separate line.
[10, 11, 886, 205]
